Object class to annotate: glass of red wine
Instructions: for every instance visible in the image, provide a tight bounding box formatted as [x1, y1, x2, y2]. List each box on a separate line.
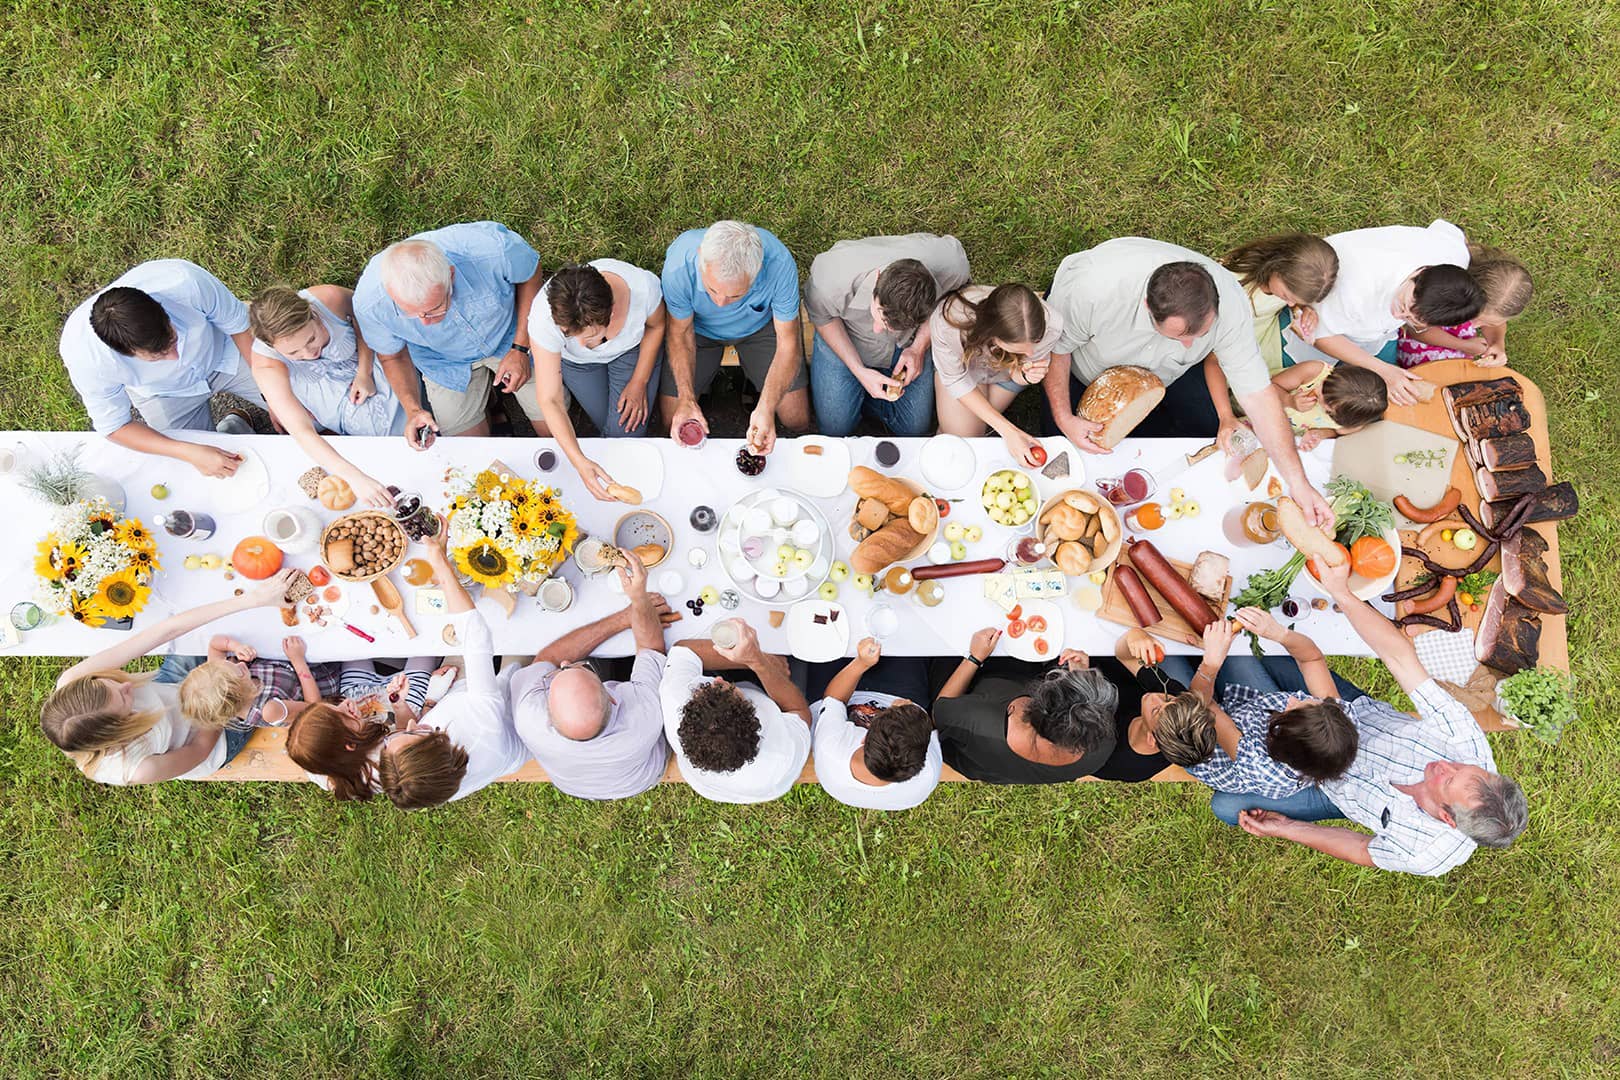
[1094, 468, 1155, 508]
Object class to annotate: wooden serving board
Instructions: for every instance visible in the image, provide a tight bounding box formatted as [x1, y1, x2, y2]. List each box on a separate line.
[1097, 550, 1232, 646]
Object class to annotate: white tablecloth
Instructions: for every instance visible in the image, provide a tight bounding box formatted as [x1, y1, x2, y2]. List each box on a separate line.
[0, 430, 1381, 662]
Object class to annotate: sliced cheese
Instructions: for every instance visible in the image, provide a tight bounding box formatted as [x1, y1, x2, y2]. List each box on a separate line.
[983, 573, 1018, 613]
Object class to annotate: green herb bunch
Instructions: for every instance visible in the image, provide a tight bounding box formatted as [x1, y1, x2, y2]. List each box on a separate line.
[1497, 667, 1577, 745]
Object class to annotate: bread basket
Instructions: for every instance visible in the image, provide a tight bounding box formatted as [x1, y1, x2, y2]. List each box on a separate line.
[1036, 490, 1123, 575]
[849, 475, 938, 567]
[319, 511, 408, 583]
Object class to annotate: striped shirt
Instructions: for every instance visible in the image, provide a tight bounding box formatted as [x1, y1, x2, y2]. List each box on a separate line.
[1189, 686, 1311, 798]
[1321, 680, 1494, 877]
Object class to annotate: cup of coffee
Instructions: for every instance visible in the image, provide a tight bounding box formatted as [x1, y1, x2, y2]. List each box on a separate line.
[539, 578, 574, 613]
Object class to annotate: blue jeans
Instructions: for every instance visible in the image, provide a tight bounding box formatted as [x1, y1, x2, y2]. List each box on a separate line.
[560, 347, 662, 437]
[1209, 785, 1344, 826]
[809, 336, 936, 437]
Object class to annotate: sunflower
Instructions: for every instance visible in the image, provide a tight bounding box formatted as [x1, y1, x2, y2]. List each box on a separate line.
[68, 592, 112, 627]
[508, 513, 538, 539]
[95, 567, 150, 620]
[128, 546, 161, 581]
[454, 540, 519, 589]
[113, 519, 157, 553]
[38, 540, 88, 581]
[473, 470, 505, 502]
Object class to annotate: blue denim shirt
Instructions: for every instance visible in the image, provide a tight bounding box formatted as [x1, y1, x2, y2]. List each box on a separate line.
[353, 221, 541, 391]
[661, 226, 800, 342]
[59, 259, 251, 433]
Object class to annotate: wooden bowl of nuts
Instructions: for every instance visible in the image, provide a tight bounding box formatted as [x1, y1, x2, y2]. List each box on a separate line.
[320, 511, 407, 583]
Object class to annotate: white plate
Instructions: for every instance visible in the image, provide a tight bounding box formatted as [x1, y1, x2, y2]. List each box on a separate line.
[784, 437, 851, 498]
[197, 447, 271, 514]
[1001, 598, 1064, 662]
[592, 440, 665, 500]
[919, 434, 976, 493]
[1032, 435, 1085, 498]
[786, 600, 850, 663]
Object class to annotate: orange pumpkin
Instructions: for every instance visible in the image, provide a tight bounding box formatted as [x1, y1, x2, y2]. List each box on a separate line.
[231, 536, 285, 580]
[1350, 536, 1396, 579]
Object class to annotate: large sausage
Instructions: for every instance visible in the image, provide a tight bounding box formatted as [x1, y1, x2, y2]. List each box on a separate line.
[1127, 539, 1218, 632]
[1114, 565, 1162, 627]
[1394, 486, 1461, 524]
[910, 558, 1006, 580]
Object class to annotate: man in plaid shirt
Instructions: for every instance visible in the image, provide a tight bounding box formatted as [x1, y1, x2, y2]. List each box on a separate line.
[1237, 561, 1529, 876]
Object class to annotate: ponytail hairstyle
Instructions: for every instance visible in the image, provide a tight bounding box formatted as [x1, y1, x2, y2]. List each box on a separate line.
[1222, 233, 1339, 304]
[377, 732, 468, 810]
[286, 702, 388, 801]
[40, 670, 163, 771]
[939, 283, 1046, 372]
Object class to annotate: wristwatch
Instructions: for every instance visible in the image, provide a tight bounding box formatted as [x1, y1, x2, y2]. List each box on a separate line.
[510, 342, 532, 357]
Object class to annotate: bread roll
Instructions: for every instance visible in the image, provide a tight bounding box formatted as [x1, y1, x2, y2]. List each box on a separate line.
[318, 474, 357, 511]
[849, 466, 917, 516]
[907, 495, 939, 537]
[606, 482, 642, 505]
[851, 519, 924, 574]
[856, 497, 891, 531]
[1054, 541, 1093, 575]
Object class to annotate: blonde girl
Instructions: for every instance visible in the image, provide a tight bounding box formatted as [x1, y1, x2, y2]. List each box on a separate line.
[1397, 252, 1532, 368]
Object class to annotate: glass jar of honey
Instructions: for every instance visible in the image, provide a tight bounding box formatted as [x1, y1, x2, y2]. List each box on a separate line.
[882, 567, 914, 595]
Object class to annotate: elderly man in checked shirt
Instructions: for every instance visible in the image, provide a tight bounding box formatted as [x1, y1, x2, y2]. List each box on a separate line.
[1235, 560, 1529, 876]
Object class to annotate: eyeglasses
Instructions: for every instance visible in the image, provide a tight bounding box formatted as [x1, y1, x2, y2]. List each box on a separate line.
[535, 659, 599, 696]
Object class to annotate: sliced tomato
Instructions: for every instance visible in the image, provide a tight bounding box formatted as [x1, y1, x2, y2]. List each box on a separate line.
[1006, 618, 1027, 638]
[1007, 604, 1023, 622]
[1033, 637, 1050, 655]
[1027, 615, 1048, 633]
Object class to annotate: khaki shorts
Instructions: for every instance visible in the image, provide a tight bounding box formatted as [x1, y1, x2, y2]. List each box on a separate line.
[425, 356, 549, 436]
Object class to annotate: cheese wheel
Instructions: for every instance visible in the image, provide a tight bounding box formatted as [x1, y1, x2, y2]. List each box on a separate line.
[1078, 366, 1165, 449]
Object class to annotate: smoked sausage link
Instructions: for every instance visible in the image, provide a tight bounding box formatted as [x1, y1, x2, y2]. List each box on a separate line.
[910, 558, 1006, 580]
[1114, 565, 1163, 627]
[1126, 539, 1218, 632]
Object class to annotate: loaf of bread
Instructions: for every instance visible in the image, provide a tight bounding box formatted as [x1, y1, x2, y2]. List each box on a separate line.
[849, 466, 917, 517]
[606, 482, 642, 505]
[856, 497, 891, 531]
[851, 519, 924, 574]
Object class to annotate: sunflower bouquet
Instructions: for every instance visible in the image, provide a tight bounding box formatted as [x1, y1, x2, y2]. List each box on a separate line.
[443, 467, 578, 591]
[34, 497, 161, 626]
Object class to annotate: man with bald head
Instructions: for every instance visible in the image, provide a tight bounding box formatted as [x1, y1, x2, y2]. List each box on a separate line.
[508, 552, 673, 800]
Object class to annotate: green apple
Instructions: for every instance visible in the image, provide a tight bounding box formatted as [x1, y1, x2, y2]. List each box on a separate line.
[853, 573, 875, 594]
[793, 549, 813, 569]
[964, 525, 983, 543]
[817, 581, 839, 601]
[1011, 508, 1031, 526]
[829, 561, 850, 582]
[150, 483, 170, 500]
[944, 522, 964, 541]
[950, 541, 968, 561]
[699, 586, 720, 604]
[1011, 472, 1031, 490]
[776, 544, 796, 561]
[771, 560, 789, 577]
[996, 491, 1014, 510]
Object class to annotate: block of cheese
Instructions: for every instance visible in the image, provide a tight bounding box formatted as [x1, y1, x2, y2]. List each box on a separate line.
[983, 574, 1017, 613]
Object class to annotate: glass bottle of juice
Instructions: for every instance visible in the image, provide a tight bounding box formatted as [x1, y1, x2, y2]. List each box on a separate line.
[882, 567, 914, 595]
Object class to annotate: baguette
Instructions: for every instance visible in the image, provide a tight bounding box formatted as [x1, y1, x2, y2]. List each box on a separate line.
[851, 519, 924, 574]
[849, 466, 917, 516]
[1276, 497, 1346, 566]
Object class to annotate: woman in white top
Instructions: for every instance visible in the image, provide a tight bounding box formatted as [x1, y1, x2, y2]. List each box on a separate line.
[528, 261, 667, 500]
[812, 639, 942, 811]
[929, 283, 1062, 468]
[38, 569, 301, 785]
[374, 520, 529, 808]
[248, 285, 404, 508]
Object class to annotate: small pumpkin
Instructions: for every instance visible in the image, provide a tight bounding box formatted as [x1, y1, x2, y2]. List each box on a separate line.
[317, 474, 356, 511]
[231, 536, 285, 580]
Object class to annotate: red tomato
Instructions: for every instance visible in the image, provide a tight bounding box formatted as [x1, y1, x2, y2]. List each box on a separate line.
[1033, 637, 1050, 655]
[1007, 619, 1027, 638]
[1029, 445, 1048, 466]
[935, 497, 950, 518]
[1153, 644, 1166, 665]
[1007, 604, 1023, 622]
[1027, 615, 1047, 633]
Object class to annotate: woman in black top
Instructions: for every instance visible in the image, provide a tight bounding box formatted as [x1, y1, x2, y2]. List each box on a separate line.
[1093, 628, 1220, 782]
[932, 628, 1119, 784]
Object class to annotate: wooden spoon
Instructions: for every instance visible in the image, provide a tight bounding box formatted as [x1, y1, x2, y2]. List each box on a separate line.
[370, 574, 417, 638]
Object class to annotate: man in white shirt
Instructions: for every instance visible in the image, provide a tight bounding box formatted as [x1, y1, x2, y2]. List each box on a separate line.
[811, 638, 941, 811]
[1042, 237, 1331, 526]
[1286, 219, 1483, 407]
[1238, 560, 1528, 876]
[59, 259, 267, 478]
[509, 552, 677, 800]
[660, 621, 812, 804]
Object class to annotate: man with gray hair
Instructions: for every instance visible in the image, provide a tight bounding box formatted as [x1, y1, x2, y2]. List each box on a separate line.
[353, 221, 547, 446]
[1238, 559, 1528, 875]
[658, 219, 811, 454]
[508, 551, 676, 800]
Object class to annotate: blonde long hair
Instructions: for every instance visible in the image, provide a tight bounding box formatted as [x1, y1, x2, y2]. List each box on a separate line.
[40, 669, 163, 771]
[1222, 233, 1338, 304]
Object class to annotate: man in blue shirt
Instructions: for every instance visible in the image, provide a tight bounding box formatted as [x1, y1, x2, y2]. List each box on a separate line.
[353, 221, 545, 446]
[59, 259, 266, 478]
[658, 220, 810, 454]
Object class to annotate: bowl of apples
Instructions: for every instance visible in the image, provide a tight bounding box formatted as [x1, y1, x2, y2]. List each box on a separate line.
[980, 469, 1041, 528]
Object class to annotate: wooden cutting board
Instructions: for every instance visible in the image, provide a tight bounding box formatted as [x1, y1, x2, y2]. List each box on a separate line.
[1098, 550, 1232, 646]
[1330, 420, 1460, 526]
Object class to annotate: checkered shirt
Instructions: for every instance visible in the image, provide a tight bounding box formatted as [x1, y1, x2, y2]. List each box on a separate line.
[1189, 686, 1311, 799]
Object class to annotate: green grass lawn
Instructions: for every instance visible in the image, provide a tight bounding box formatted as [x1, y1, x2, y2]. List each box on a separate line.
[3, 1, 1619, 1075]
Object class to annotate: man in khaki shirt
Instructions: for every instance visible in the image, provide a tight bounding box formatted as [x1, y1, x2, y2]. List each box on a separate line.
[805, 233, 970, 436]
[1041, 236, 1329, 526]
